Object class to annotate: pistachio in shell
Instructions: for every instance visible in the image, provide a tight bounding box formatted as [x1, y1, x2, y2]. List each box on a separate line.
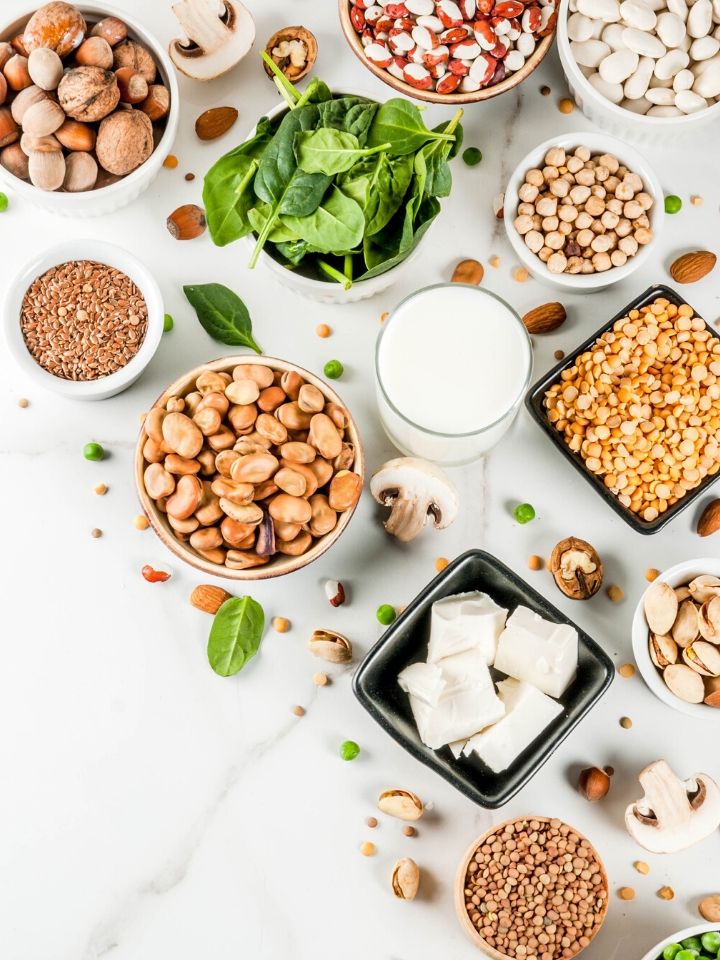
[705, 676, 720, 708]
[308, 628, 352, 663]
[644, 581, 678, 637]
[683, 641, 720, 677]
[377, 789, 424, 821]
[548, 537, 603, 600]
[698, 596, 720, 642]
[649, 634, 679, 670]
[391, 858, 420, 900]
[672, 600, 700, 649]
[663, 663, 705, 704]
[689, 575, 720, 604]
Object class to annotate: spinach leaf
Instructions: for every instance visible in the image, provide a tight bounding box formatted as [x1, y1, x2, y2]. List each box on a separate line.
[316, 97, 378, 146]
[275, 238, 309, 265]
[421, 110, 465, 198]
[183, 283, 262, 353]
[338, 152, 413, 236]
[261, 50, 302, 108]
[367, 99, 456, 156]
[295, 128, 390, 176]
[359, 196, 440, 281]
[207, 596, 265, 677]
[248, 203, 301, 243]
[297, 77, 332, 106]
[203, 119, 273, 246]
[280, 186, 365, 253]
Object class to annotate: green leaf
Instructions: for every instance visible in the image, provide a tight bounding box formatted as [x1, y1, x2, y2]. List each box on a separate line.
[338, 152, 413, 236]
[280, 187, 365, 254]
[183, 283, 262, 353]
[261, 50, 302, 106]
[207, 596, 265, 677]
[295, 128, 390, 176]
[360, 195, 440, 280]
[248, 203, 301, 243]
[367, 98, 456, 156]
[274, 238, 309, 265]
[316, 97, 378, 146]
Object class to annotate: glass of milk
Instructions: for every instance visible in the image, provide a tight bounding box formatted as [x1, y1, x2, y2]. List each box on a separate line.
[375, 283, 533, 465]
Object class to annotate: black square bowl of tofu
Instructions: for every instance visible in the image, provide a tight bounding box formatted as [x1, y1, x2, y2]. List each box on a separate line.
[352, 549, 614, 808]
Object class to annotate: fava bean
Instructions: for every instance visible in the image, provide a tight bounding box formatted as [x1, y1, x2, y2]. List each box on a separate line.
[166, 474, 203, 520]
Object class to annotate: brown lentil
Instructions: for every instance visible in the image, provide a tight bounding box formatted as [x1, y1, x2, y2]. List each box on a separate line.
[91, 527, 103, 538]
[291, 704, 305, 717]
[558, 97, 575, 113]
[554, 350, 565, 361]
[462, 817, 608, 959]
[313, 672, 329, 686]
[620, 716, 633, 729]
[380, 311, 389, 324]
[163, 154, 178, 168]
[133, 514, 149, 530]
[18, 397, 29, 408]
[403, 825, 417, 837]
[607, 585, 624, 603]
[360, 841, 376, 856]
[541, 85, 551, 95]
[618, 663, 636, 678]
[618, 886, 636, 900]
[315, 323, 331, 338]
[20, 260, 148, 382]
[513, 266, 530, 283]
[691, 195, 703, 206]
[435, 556, 449, 572]
[366, 816, 378, 828]
[646, 568, 661, 582]
[657, 886, 675, 901]
[185, 172, 195, 181]
[489, 255, 501, 268]
[634, 861, 650, 875]
[273, 617, 290, 633]
[544, 297, 720, 522]
[604, 766, 615, 777]
[528, 554, 544, 571]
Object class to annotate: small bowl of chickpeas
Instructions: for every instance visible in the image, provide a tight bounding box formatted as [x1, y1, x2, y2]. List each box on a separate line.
[504, 131, 663, 292]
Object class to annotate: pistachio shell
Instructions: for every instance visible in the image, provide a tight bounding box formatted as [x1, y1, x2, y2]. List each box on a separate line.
[308, 629, 352, 663]
[644, 581, 678, 637]
[683, 641, 720, 677]
[663, 663, 705, 703]
[675, 586, 691, 603]
[689, 575, 720, 604]
[698, 597, 720, 643]
[671, 600, 700, 648]
[391, 858, 420, 900]
[649, 633, 679, 669]
[378, 789, 424, 821]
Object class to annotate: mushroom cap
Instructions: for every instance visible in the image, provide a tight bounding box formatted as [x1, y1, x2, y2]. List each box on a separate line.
[169, 0, 255, 80]
[371, 457, 458, 528]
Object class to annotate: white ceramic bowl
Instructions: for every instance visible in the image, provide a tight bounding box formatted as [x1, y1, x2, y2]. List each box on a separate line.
[4, 239, 164, 400]
[242, 88, 432, 304]
[631, 557, 720, 721]
[504, 130, 664, 293]
[638, 922, 720, 960]
[557, 0, 720, 145]
[0, 3, 179, 217]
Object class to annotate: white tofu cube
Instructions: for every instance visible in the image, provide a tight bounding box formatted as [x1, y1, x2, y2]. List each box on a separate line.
[463, 678, 564, 772]
[397, 661, 446, 707]
[436, 647, 493, 695]
[493, 606, 578, 698]
[427, 591, 508, 664]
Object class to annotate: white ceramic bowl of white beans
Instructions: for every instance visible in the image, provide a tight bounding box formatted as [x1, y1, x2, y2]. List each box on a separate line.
[504, 129, 664, 292]
[631, 557, 720, 722]
[3, 239, 164, 400]
[638, 922, 720, 960]
[556, 0, 720, 144]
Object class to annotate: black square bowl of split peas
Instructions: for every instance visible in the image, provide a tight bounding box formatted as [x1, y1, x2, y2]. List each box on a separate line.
[525, 284, 720, 535]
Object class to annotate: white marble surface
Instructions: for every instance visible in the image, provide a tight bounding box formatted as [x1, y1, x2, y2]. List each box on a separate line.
[2, 2, 720, 959]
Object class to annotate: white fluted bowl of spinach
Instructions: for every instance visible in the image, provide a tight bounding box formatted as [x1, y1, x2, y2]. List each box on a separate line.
[203, 65, 464, 304]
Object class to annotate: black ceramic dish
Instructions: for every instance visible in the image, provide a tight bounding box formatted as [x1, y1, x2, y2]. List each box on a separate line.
[525, 283, 720, 535]
[352, 549, 614, 809]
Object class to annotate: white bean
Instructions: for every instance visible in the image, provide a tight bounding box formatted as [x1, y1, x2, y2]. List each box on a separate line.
[620, 0, 657, 30]
[518, 32, 536, 56]
[568, 12, 595, 40]
[600, 48, 639, 80]
[578, 0, 621, 21]
[505, 49, 525, 71]
[602, 23, 628, 48]
[589, 70, 625, 100]
[571, 38, 612, 65]
[690, 34, 720, 57]
[693, 56, 720, 93]
[645, 85, 676, 102]
[647, 103, 683, 114]
[667, 0, 689, 20]
[654, 48, 690, 77]
[675, 87, 709, 108]
[688, 0, 713, 36]
[621, 94, 653, 111]
[624, 54, 655, 95]
[656, 11, 686, 46]
[622, 26, 667, 55]
[673, 67, 695, 88]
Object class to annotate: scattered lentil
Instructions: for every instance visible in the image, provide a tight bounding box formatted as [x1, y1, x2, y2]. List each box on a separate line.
[163, 154, 179, 169]
[618, 663, 636, 678]
[94, 483, 108, 495]
[380, 311, 389, 324]
[559, 97, 575, 113]
[435, 556, 449, 572]
[554, 349, 565, 361]
[315, 323, 331, 338]
[634, 861, 650, 875]
[21, 261, 148, 382]
[291, 704, 305, 717]
[607, 585, 625, 603]
[313, 672, 329, 686]
[513, 266, 530, 283]
[658, 886, 675, 901]
[528, 554, 543, 571]
[91, 528, 103, 538]
[646, 568, 661, 582]
[540, 84, 551, 96]
[366, 816, 378, 828]
[604, 765, 615, 777]
[691, 196, 704, 207]
[618, 886, 636, 900]
[273, 617, 290, 633]
[133, 515, 149, 530]
[360, 841, 376, 856]
[17, 397, 29, 408]
[403, 825, 417, 837]
[489, 255, 501, 268]
[620, 716, 633, 729]
[185, 172, 195, 181]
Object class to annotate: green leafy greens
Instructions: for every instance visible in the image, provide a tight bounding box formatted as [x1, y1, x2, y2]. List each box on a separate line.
[202, 57, 463, 289]
[183, 283, 261, 353]
[207, 596, 265, 677]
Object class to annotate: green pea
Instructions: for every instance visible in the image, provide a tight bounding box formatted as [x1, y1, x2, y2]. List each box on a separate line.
[163, 313, 174, 332]
[674, 951, 699, 960]
[513, 502, 536, 524]
[462, 147, 482, 167]
[324, 359, 344, 380]
[0, 193, 8, 213]
[83, 442, 105, 462]
[682, 939, 703, 952]
[665, 194, 682, 214]
[376, 604, 396, 626]
[702, 934, 720, 953]
[339, 740, 360, 761]
[663, 945, 683, 960]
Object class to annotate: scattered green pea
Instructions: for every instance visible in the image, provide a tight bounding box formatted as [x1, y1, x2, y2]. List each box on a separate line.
[376, 604, 396, 626]
[83, 442, 105, 462]
[462, 147, 482, 167]
[0, 193, 8, 213]
[701, 933, 720, 953]
[513, 502, 536, 524]
[324, 359, 344, 380]
[339, 740, 360, 761]
[664, 195, 682, 214]
[163, 313, 174, 332]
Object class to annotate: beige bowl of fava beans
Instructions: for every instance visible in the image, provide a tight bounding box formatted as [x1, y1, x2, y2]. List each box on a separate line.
[455, 816, 609, 959]
[135, 356, 364, 582]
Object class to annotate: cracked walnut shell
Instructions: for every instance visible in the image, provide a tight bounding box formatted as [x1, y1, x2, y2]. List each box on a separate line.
[57, 66, 119, 122]
[549, 537, 603, 600]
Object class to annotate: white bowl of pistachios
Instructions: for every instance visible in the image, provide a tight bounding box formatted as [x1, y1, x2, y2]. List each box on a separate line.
[632, 557, 720, 721]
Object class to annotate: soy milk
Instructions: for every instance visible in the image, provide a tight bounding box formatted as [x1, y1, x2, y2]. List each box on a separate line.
[375, 284, 532, 463]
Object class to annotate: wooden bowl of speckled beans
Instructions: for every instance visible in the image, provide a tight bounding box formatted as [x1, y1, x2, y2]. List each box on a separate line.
[454, 816, 609, 960]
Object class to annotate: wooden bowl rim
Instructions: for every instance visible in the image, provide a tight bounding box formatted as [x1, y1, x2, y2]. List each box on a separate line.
[453, 815, 609, 959]
[338, 0, 556, 105]
[134, 355, 365, 581]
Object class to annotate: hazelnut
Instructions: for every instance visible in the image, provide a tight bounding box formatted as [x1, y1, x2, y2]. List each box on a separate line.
[62, 151, 98, 192]
[138, 84, 170, 121]
[27, 48, 63, 91]
[90, 17, 128, 48]
[21, 131, 61, 153]
[0, 141, 29, 179]
[28, 148, 65, 191]
[113, 40, 157, 84]
[10, 85, 47, 124]
[22, 98, 65, 138]
[95, 109, 153, 175]
[578, 766, 611, 802]
[115, 67, 148, 104]
[0, 107, 19, 148]
[75, 36, 114, 70]
[0, 42, 13, 74]
[58, 66, 120, 122]
[549, 537, 604, 600]
[4, 54, 32, 92]
[0, 72, 5, 107]
[55, 118, 96, 152]
[23, 2, 87, 58]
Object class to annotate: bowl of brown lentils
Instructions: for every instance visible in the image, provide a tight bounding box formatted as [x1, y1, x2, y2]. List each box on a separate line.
[135, 355, 365, 580]
[4, 238, 164, 399]
[455, 816, 609, 960]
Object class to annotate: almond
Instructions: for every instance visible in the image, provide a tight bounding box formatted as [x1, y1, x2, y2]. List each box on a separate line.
[669, 250, 717, 284]
[451, 258, 484, 285]
[522, 302, 566, 334]
[190, 584, 232, 615]
[195, 106, 238, 141]
[697, 499, 720, 537]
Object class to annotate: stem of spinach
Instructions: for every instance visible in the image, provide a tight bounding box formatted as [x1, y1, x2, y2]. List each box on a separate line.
[249, 206, 281, 268]
[261, 51, 301, 106]
[319, 260, 352, 290]
[344, 254, 353, 282]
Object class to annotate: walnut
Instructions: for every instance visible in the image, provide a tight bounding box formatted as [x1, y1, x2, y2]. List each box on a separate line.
[112, 40, 157, 84]
[96, 109, 153, 176]
[549, 537, 604, 600]
[57, 66, 119, 122]
[23, 2, 86, 58]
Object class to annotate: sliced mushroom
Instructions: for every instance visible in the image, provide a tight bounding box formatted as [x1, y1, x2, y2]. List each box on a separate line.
[649, 633, 678, 670]
[169, 0, 255, 80]
[625, 759, 720, 853]
[644, 580, 678, 637]
[370, 457, 458, 544]
[548, 537, 603, 600]
[672, 599, 700, 648]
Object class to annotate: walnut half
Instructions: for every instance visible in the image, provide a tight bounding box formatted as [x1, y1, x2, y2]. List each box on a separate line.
[549, 537, 604, 600]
